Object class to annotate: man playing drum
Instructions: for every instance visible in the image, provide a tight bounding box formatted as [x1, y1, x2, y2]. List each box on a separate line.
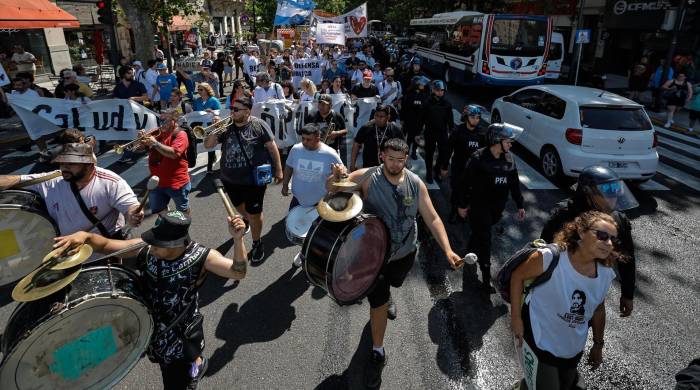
[53, 210, 248, 390]
[0, 143, 144, 239]
[327, 138, 463, 388]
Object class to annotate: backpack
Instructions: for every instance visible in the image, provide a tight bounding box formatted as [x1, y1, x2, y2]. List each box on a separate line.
[173, 127, 198, 168]
[495, 240, 561, 303]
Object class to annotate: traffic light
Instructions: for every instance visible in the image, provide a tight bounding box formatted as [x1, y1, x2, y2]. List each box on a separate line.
[96, 0, 113, 25]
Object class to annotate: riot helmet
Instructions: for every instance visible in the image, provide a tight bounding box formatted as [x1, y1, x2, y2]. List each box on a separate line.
[486, 123, 523, 146]
[576, 165, 639, 211]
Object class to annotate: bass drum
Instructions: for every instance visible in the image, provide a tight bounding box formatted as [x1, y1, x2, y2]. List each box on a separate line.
[0, 190, 59, 286]
[0, 265, 153, 390]
[302, 214, 388, 305]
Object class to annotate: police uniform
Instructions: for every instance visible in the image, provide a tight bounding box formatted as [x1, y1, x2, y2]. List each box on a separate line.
[444, 120, 487, 208]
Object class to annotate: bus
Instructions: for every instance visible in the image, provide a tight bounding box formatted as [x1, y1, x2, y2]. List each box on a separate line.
[368, 20, 392, 37]
[408, 11, 553, 87]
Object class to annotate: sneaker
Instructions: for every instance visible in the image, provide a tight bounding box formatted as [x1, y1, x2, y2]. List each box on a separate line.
[249, 240, 264, 264]
[364, 350, 387, 388]
[292, 252, 303, 268]
[387, 296, 397, 320]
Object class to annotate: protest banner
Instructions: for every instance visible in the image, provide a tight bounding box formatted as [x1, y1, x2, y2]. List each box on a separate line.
[312, 3, 367, 38]
[292, 58, 323, 88]
[7, 95, 159, 141]
[315, 23, 345, 45]
[0, 63, 9, 87]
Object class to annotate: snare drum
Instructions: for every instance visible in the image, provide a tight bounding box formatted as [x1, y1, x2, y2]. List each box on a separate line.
[0, 265, 153, 389]
[0, 190, 59, 286]
[286, 206, 320, 245]
[302, 214, 388, 305]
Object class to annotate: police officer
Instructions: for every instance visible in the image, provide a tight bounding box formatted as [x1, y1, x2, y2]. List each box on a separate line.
[457, 123, 526, 288]
[400, 76, 430, 159]
[442, 105, 487, 222]
[540, 165, 639, 316]
[421, 80, 454, 183]
[400, 57, 425, 91]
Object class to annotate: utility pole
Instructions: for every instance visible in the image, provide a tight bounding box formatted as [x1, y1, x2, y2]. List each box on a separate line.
[569, 0, 586, 83]
[662, 0, 688, 85]
[162, 0, 174, 71]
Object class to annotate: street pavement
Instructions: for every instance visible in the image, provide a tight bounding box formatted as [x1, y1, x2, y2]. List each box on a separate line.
[0, 85, 698, 389]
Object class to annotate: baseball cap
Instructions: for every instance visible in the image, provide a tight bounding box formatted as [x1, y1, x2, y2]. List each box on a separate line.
[363, 70, 373, 80]
[318, 94, 332, 105]
[156, 63, 167, 70]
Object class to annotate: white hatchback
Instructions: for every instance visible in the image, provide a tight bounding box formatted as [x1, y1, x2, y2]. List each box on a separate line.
[491, 85, 659, 182]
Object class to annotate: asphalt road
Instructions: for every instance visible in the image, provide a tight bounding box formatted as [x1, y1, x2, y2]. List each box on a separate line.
[0, 85, 698, 389]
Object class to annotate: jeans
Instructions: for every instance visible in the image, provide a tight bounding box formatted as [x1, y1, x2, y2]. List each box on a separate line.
[149, 182, 191, 213]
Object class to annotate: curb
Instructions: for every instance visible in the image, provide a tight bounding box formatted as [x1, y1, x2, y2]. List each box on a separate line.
[650, 117, 697, 138]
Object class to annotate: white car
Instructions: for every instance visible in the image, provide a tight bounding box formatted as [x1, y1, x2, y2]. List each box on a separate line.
[491, 85, 659, 182]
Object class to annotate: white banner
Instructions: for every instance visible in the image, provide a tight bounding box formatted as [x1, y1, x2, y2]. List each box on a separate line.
[251, 99, 298, 149]
[313, 3, 367, 38]
[292, 58, 323, 88]
[7, 95, 159, 141]
[315, 23, 345, 45]
[0, 63, 9, 87]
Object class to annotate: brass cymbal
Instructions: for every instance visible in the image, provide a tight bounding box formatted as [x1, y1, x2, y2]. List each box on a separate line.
[317, 192, 363, 222]
[41, 244, 93, 270]
[331, 179, 358, 189]
[12, 265, 81, 302]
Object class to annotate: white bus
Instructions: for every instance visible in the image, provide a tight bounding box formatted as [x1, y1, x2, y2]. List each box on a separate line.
[408, 11, 553, 87]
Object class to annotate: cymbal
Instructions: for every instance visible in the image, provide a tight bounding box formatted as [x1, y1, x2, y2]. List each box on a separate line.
[317, 192, 363, 222]
[41, 244, 93, 270]
[331, 179, 358, 189]
[12, 265, 81, 302]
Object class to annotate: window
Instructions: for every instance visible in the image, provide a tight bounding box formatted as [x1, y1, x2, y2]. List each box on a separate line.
[490, 18, 548, 57]
[579, 107, 653, 130]
[511, 89, 544, 112]
[538, 93, 567, 119]
[443, 16, 483, 58]
[549, 42, 563, 61]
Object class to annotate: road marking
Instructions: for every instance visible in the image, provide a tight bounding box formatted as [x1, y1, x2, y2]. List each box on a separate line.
[656, 137, 700, 158]
[637, 180, 670, 191]
[657, 146, 699, 170]
[511, 154, 558, 190]
[656, 162, 700, 192]
[654, 126, 700, 148]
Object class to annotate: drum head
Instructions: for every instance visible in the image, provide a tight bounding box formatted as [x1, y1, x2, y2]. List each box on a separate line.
[0, 292, 153, 389]
[287, 206, 319, 240]
[330, 217, 388, 303]
[0, 191, 58, 286]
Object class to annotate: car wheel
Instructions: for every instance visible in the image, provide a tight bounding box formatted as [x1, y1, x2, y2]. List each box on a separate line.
[491, 110, 502, 124]
[540, 146, 563, 182]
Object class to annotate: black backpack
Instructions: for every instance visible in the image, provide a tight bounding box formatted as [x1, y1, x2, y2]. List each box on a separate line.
[495, 240, 561, 303]
[173, 127, 198, 168]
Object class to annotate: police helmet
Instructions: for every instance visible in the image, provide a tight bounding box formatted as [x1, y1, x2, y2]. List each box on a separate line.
[486, 123, 523, 146]
[431, 80, 446, 91]
[464, 104, 482, 117]
[576, 166, 639, 211]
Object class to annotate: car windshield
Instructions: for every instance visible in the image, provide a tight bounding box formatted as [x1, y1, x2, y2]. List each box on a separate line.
[490, 17, 547, 57]
[580, 107, 652, 131]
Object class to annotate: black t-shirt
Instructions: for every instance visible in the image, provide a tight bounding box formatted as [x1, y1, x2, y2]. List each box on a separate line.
[306, 110, 346, 150]
[113, 80, 147, 99]
[354, 121, 403, 167]
[351, 84, 379, 98]
[218, 118, 273, 185]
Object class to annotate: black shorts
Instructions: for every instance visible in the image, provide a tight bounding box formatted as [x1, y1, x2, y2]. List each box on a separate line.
[367, 251, 416, 308]
[222, 181, 267, 215]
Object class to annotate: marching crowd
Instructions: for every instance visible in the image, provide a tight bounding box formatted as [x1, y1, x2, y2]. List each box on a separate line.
[0, 37, 667, 390]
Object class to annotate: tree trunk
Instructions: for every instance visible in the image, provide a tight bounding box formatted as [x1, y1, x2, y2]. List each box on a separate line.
[117, 0, 156, 63]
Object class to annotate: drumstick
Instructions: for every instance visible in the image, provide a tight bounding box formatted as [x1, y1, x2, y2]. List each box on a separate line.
[10, 171, 62, 189]
[135, 176, 159, 214]
[213, 179, 237, 218]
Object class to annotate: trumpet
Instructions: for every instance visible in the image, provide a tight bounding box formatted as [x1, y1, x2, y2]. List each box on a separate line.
[192, 116, 233, 139]
[113, 126, 163, 154]
[323, 122, 336, 144]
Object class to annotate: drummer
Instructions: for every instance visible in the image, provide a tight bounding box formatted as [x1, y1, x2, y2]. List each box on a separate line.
[327, 138, 463, 388]
[53, 210, 248, 390]
[282, 122, 341, 267]
[0, 143, 143, 239]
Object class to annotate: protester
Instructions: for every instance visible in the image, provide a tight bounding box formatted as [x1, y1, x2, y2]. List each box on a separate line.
[64, 83, 91, 104]
[212, 52, 227, 97]
[11, 45, 36, 76]
[351, 104, 403, 171]
[627, 57, 649, 102]
[662, 72, 694, 128]
[62, 70, 94, 99]
[156, 63, 179, 111]
[327, 76, 347, 94]
[377, 67, 401, 106]
[299, 78, 318, 102]
[281, 80, 297, 101]
[113, 65, 148, 103]
[305, 93, 347, 156]
[253, 72, 285, 104]
[351, 70, 379, 99]
[372, 63, 384, 85]
[193, 82, 221, 112]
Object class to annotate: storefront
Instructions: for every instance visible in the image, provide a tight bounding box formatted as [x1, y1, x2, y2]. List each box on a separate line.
[58, 1, 114, 67]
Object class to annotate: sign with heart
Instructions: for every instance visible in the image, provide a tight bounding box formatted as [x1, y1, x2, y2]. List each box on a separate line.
[312, 3, 367, 38]
[349, 16, 367, 36]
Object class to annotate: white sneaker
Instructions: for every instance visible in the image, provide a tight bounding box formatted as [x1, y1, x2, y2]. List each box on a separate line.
[292, 252, 303, 268]
[688, 127, 694, 132]
[664, 122, 672, 128]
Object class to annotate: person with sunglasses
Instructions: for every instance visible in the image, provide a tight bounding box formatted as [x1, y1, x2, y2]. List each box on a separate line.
[442, 104, 487, 223]
[510, 211, 624, 389]
[540, 165, 639, 317]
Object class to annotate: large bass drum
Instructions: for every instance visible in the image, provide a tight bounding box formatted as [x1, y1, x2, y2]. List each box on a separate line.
[0, 190, 59, 286]
[0, 265, 153, 390]
[302, 214, 388, 305]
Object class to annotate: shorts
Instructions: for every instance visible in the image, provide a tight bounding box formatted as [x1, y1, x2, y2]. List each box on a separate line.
[224, 66, 233, 74]
[367, 251, 416, 308]
[149, 183, 191, 213]
[222, 181, 267, 215]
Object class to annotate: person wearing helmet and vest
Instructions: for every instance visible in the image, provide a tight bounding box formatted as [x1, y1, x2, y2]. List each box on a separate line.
[457, 123, 526, 289]
[540, 165, 639, 317]
[401, 76, 430, 160]
[421, 79, 454, 183]
[443, 104, 487, 222]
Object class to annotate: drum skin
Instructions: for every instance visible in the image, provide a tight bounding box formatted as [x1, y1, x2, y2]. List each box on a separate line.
[302, 214, 388, 305]
[0, 190, 59, 286]
[285, 206, 320, 246]
[0, 266, 153, 390]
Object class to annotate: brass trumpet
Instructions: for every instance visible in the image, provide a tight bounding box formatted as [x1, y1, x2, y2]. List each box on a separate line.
[323, 122, 336, 144]
[113, 126, 163, 154]
[192, 116, 233, 139]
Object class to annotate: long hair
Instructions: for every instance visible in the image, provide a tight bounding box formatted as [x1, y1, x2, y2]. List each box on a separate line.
[553, 210, 623, 267]
[198, 82, 215, 98]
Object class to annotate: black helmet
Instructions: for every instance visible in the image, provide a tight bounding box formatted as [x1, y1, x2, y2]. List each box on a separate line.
[576, 166, 639, 211]
[486, 123, 523, 146]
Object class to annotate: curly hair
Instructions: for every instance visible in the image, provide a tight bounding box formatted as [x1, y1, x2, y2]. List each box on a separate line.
[553, 210, 623, 267]
[197, 82, 215, 98]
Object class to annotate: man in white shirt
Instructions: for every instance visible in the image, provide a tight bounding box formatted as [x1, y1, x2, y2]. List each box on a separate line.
[11, 45, 36, 75]
[0, 143, 144, 239]
[242, 47, 261, 87]
[144, 60, 161, 104]
[377, 67, 402, 106]
[10, 77, 39, 98]
[253, 72, 285, 104]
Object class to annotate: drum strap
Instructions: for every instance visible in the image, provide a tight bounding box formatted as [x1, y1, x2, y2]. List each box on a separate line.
[69, 182, 111, 237]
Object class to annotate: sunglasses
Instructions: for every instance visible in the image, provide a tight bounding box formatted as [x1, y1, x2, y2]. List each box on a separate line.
[592, 229, 620, 245]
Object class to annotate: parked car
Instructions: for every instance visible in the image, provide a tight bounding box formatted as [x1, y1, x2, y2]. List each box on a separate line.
[491, 85, 659, 182]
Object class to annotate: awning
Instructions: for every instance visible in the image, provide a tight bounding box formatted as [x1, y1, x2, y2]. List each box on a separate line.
[170, 15, 198, 32]
[0, 0, 80, 29]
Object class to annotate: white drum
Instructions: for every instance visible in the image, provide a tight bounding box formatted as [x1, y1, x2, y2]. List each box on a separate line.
[285, 206, 319, 246]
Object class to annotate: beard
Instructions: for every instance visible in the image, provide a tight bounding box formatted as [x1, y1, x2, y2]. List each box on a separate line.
[384, 165, 403, 177]
[61, 165, 90, 182]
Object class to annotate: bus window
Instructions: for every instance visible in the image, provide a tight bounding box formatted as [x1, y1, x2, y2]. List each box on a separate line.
[444, 17, 482, 57]
[490, 18, 547, 57]
[549, 42, 563, 61]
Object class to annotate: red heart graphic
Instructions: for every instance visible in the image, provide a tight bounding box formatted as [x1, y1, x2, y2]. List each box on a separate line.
[349, 16, 367, 35]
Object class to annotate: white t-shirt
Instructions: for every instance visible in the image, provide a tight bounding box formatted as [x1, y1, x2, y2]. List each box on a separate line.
[526, 248, 616, 359]
[253, 83, 285, 104]
[12, 52, 36, 73]
[242, 55, 260, 76]
[351, 69, 364, 85]
[299, 91, 315, 103]
[11, 89, 40, 98]
[145, 68, 160, 102]
[21, 168, 138, 236]
[378, 79, 402, 105]
[286, 143, 342, 206]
